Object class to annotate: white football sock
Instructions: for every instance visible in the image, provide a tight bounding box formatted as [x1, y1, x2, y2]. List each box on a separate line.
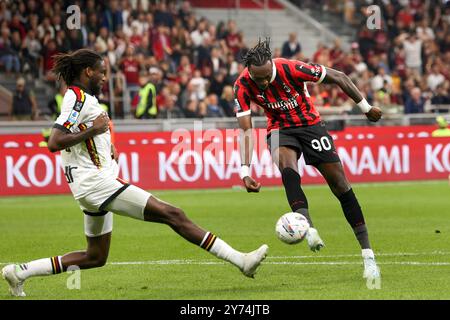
[362, 249, 375, 259]
[200, 232, 244, 268]
[15, 256, 63, 281]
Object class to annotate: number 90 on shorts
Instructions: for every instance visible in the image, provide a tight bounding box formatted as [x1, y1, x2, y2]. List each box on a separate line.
[266, 123, 341, 165]
[311, 136, 332, 152]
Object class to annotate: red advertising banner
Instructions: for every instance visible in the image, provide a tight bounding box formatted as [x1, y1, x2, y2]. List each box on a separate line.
[0, 126, 449, 196]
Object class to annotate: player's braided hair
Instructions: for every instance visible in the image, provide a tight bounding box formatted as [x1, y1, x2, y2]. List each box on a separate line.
[242, 37, 272, 68]
[52, 49, 103, 85]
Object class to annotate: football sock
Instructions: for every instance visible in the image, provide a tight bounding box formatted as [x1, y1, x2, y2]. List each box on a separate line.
[362, 248, 375, 259]
[338, 189, 371, 249]
[295, 208, 314, 228]
[200, 232, 244, 268]
[15, 256, 63, 281]
[281, 167, 314, 227]
[354, 225, 371, 250]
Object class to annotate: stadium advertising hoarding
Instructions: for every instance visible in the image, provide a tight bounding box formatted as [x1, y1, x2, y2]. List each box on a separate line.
[0, 126, 449, 196]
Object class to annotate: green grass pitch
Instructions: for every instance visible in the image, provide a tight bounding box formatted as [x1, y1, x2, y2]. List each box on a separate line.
[1, 181, 449, 300]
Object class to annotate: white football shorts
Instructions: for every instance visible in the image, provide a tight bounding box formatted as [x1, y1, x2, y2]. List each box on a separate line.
[77, 178, 151, 237]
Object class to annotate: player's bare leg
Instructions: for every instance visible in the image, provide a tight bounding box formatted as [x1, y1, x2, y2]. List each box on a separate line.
[143, 196, 268, 278]
[314, 161, 380, 280]
[143, 197, 204, 244]
[60, 233, 111, 270]
[272, 146, 324, 252]
[2, 233, 111, 297]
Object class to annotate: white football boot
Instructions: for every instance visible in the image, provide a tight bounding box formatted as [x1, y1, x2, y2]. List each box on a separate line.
[2, 264, 26, 297]
[305, 228, 325, 252]
[362, 249, 381, 280]
[240, 244, 269, 278]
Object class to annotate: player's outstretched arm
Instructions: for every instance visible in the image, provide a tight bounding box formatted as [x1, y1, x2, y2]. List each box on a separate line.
[237, 114, 261, 193]
[48, 113, 110, 152]
[322, 67, 382, 122]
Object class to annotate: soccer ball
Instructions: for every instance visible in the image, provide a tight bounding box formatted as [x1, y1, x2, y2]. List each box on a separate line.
[275, 212, 310, 244]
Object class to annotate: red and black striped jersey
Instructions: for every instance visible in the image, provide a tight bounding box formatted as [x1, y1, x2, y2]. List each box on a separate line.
[233, 58, 327, 133]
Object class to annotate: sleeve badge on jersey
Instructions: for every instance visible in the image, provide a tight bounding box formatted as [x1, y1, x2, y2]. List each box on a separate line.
[63, 86, 87, 130]
[74, 101, 84, 112]
[64, 110, 80, 129]
[312, 65, 321, 77]
[69, 110, 79, 122]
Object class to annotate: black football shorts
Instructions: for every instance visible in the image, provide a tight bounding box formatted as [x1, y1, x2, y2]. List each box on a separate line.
[266, 121, 341, 165]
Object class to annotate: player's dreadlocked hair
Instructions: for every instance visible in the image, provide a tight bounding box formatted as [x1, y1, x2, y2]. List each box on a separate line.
[242, 37, 272, 68]
[52, 49, 103, 85]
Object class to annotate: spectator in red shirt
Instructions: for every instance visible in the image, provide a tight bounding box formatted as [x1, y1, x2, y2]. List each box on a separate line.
[41, 38, 59, 82]
[129, 24, 143, 47]
[152, 24, 172, 62]
[225, 20, 242, 57]
[312, 42, 325, 63]
[9, 13, 26, 40]
[119, 45, 140, 88]
[397, 6, 414, 29]
[330, 39, 345, 68]
[177, 54, 196, 78]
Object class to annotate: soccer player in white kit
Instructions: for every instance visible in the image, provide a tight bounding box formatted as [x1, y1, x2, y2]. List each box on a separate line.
[2, 49, 268, 297]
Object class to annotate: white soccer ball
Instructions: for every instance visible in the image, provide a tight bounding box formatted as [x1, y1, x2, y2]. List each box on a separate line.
[275, 212, 310, 244]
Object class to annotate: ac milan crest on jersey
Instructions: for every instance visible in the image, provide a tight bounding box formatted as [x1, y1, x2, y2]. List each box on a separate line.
[282, 82, 291, 93]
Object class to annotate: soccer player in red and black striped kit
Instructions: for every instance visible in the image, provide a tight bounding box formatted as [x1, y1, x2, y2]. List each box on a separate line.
[234, 39, 382, 282]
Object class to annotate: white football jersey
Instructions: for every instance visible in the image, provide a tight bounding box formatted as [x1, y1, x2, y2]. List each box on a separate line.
[54, 86, 119, 199]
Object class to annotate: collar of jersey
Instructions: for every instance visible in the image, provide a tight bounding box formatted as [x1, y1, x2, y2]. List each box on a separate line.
[270, 60, 277, 83]
[71, 82, 92, 95]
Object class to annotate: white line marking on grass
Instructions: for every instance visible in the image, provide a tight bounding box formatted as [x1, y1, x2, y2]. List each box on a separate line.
[381, 262, 450, 266]
[109, 260, 221, 265]
[2, 251, 449, 267]
[1, 260, 449, 267]
[266, 261, 450, 266]
[268, 251, 450, 259]
[107, 260, 450, 266]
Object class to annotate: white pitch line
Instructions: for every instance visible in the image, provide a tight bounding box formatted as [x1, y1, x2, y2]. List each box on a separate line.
[110, 260, 450, 266]
[1, 252, 450, 267]
[1, 260, 449, 266]
[265, 261, 450, 266]
[381, 262, 450, 266]
[108, 260, 450, 266]
[268, 251, 450, 259]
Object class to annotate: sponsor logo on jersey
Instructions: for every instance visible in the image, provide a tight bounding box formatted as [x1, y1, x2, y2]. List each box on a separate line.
[266, 93, 300, 111]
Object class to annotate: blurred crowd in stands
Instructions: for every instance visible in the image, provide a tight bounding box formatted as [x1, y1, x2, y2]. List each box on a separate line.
[0, 0, 449, 121]
[296, 0, 450, 115]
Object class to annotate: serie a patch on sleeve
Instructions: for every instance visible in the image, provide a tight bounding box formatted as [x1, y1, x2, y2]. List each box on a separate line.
[63, 87, 86, 130]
